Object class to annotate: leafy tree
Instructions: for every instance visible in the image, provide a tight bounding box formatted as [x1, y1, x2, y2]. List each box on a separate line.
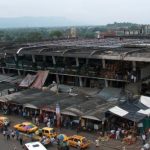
[49, 30, 63, 38]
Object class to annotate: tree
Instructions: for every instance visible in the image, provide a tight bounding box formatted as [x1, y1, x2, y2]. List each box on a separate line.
[49, 30, 63, 38]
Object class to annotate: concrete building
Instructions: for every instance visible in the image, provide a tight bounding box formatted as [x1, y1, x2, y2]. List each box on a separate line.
[1, 38, 150, 89]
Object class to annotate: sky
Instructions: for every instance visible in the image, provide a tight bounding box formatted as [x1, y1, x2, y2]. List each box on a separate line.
[0, 0, 150, 25]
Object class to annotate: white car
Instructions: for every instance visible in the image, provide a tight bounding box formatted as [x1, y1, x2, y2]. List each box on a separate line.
[25, 142, 47, 150]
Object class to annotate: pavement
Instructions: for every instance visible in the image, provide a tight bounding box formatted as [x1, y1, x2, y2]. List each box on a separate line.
[0, 113, 143, 150]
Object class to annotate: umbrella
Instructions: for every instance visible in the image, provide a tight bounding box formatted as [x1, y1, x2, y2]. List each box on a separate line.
[57, 134, 68, 141]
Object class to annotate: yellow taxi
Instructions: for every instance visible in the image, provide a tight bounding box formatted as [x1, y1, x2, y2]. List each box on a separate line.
[0, 116, 10, 126]
[14, 122, 38, 133]
[68, 135, 90, 149]
[41, 127, 57, 138]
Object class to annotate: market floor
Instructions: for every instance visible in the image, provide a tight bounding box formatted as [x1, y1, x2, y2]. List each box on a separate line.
[0, 113, 143, 150]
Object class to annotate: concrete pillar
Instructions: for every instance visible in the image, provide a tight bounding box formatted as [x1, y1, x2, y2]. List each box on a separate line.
[52, 56, 56, 65]
[43, 56, 46, 62]
[17, 70, 21, 76]
[83, 78, 87, 87]
[132, 61, 136, 71]
[86, 59, 89, 65]
[32, 55, 36, 63]
[14, 54, 17, 62]
[2, 68, 5, 74]
[102, 59, 106, 69]
[61, 75, 64, 84]
[75, 57, 79, 67]
[56, 74, 60, 84]
[105, 79, 108, 87]
[79, 77, 83, 87]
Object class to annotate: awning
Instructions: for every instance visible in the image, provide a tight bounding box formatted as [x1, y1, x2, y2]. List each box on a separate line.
[123, 112, 146, 122]
[19, 74, 37, 87]
[109, 106, 128, 117]
[61, 111, 78, 117]
[140, 96, 150, 108]
[81, 115, 101, 121]
[31, 71, 49, 89]
[23, 103, 38, 109]
[138, 109, 150, 115]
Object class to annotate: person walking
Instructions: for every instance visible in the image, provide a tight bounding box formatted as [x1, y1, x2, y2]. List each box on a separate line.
[15, 130, 19, 140]
[6, 130, 10, 140]
[3, 129, 6, 137]
[13, 145, 17, 150]
[11, 130, 15, 139]
[19, 136, 23, 145]
[142, 133, 146, 145]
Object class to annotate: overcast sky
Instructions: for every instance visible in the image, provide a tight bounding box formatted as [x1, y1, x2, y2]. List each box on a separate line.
[0, 0, 150, 25]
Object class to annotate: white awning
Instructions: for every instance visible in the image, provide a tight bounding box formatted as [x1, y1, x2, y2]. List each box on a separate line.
[61, 111, 78, 117]
[140, 96, 150, 108]
[82, 115, 101, 121]
[138, 109, 150, 115]
[109, 106, 128, 117]
[23, 103, 38, 109]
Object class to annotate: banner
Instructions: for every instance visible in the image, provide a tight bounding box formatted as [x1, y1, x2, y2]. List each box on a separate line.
[56, 103, 61, 128]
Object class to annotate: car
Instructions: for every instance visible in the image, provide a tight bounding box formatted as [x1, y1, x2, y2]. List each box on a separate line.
[14, 122, 38, 133]
[0, 116, 10, 126]
[68, 135, 90, 149]
[25, 141, 47, 150]
[40, 127, 57, 138]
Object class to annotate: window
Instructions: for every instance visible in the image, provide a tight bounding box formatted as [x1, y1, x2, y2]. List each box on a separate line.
[44, 130, 49, 134]
[74, 139, 79, 143]
[32, 144, 39, 147]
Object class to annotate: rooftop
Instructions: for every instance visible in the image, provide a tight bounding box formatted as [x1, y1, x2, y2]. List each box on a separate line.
[1, 38, 150, 61]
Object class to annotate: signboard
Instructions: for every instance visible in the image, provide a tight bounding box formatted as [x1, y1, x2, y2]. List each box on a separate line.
[56, 103, 61, 128]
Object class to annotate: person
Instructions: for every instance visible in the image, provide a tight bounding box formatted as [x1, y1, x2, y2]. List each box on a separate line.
[35, 117, 39, 126]
[77, 140, 81, 149]
[11, 130, 15, 138]
[143, 143, 150, 150]
[19, 136, 23, 145]
[3, 129, 6, 137]
[76, 126, 80, 134]
[6, 130, 10, 140]
[15, 130, 19, 140]
[47, 121, 51, 128]
[95, 139, 100, 147]
[13, 146, 17, 150]
[116, 130, 120, 140]
[142, 133, 146, 145]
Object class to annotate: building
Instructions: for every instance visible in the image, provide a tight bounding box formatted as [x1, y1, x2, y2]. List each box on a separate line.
[0, 38, 150, 89]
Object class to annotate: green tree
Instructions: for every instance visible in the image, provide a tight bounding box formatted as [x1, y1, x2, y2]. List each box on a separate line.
[49, 30, 63, 38]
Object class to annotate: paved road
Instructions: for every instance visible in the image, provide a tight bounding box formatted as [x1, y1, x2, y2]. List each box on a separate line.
[0, 114, 142, 150]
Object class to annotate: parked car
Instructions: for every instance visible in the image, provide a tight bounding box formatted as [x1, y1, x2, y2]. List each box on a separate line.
[41, 127, 57, 138]
[0, 116, 10, 126]
[14, 122, 38, 133]
[24, 141, 47, 150]
[68, 135, 90, 149]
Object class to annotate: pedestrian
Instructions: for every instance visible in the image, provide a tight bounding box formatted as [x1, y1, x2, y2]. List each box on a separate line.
[47, 121, 51, 128]
[6, 130, 10, 140]
[116, 130, 120, 140]
[11, 130, 15, 138]
[3, 129, 6, 137]
[142, 133, 146, 145]
[13, 145, 17, 150]
[76, 126, 80, 134]
[15, 130, 19, 140]
[35, 117, 39, 126]
[19, 136, 23, 145]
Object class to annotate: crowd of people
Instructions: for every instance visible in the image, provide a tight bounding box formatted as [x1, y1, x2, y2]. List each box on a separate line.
[1, 102, 150, 150]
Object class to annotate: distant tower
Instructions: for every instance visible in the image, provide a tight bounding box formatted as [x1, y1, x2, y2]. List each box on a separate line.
[70, 27, 77, 38]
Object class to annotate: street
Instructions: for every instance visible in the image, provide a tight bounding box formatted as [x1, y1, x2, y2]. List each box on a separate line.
[0, 114, 142, 150]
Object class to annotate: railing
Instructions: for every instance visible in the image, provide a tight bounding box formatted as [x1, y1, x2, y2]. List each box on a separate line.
[0, 63, 132, 82]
